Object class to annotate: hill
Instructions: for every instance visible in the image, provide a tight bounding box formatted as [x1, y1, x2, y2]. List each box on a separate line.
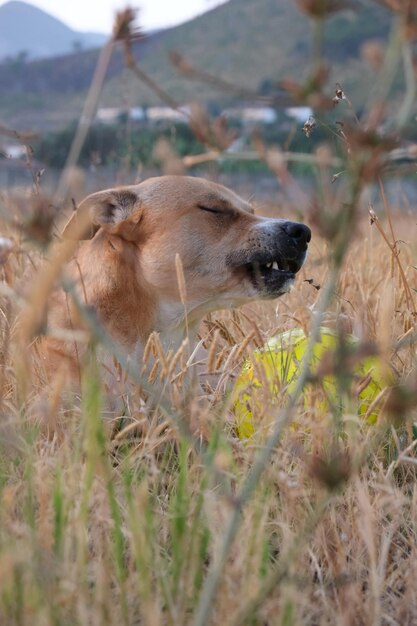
[101, 0, 391, 108]
[0, 0, 394, 132]
[0, 1, 106, 60]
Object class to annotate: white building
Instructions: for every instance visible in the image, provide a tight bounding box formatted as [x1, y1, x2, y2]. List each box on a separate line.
[96, 107, 122, 124]
[224, 107, 277, 124]
[285, 107, 313, 122]
[146, 106, 188, 122]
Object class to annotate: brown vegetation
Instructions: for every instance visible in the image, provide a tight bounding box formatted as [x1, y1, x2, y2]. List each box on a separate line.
[0, 0, 417, 624]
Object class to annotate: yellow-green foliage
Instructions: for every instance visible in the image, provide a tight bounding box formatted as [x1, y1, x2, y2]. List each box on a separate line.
[234, 326, 393, 438]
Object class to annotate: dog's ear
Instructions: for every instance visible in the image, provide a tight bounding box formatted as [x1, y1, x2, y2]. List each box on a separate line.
[62, 188, 141, 240]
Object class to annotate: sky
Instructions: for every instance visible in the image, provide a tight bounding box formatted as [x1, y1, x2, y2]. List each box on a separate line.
[0, 0, 228, 33]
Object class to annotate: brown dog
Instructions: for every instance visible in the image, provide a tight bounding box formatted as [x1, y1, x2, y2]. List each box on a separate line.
[41, 175, 310, 384]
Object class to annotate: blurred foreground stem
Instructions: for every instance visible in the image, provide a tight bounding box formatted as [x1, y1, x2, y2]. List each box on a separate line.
[396, 39, 416, 129]
[192, 172, 363, 626]
[367, 17, 403, 118]
[55, 40, 115, 204]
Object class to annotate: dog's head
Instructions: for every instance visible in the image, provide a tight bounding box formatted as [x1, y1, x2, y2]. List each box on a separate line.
[64, 176, 310, 322]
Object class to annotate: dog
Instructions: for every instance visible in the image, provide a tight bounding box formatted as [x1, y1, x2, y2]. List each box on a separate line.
[40, 175, 310, 388]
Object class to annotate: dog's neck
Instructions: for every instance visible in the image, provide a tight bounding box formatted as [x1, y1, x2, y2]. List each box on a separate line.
[74, 238, 200, 358]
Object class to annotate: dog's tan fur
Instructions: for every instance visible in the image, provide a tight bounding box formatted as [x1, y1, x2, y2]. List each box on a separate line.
[40, 175, 310, 382]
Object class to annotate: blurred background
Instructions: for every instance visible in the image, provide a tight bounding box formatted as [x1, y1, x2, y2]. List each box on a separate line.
[1, 0, 416, 207]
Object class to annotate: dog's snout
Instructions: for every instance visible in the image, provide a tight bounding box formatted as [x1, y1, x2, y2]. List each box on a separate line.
[282, 221, 311, 246]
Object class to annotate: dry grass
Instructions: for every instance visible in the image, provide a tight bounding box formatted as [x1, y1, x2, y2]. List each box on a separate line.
[0, 199, 417, 625]
[1, 2, 417, 625]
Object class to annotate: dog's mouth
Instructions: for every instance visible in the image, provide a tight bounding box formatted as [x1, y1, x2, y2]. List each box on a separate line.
[242, 252, 306, 298]
[248, 258, 301, 275]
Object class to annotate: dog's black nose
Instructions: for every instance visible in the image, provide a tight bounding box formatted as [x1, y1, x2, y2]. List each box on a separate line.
[282, 222, 311, 246]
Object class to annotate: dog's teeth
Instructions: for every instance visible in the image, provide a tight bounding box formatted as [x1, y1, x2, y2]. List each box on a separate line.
[272, 261, 279, 271]
[265, 262, 273, 269]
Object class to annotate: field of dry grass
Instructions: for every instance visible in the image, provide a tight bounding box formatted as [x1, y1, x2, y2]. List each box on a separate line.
[1, 194, 417, 625]
[1, 3, 417, 625]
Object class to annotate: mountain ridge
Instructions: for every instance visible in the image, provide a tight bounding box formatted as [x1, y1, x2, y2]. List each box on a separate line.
[0, 0, 394, 132]
[0, 1, 107, 60]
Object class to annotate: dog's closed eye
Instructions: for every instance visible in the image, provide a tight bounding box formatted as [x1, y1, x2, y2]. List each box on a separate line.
[198, 204, 236, 219]
[198, 204, 223, 215]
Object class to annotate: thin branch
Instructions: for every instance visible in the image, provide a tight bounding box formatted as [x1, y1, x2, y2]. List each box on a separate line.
[396, 38, 417, 129]
[183, 149, 343, 168]
[0, 124, 39, 143]
[366, 17, 403, 116]
[55, 39, 115, 203]
[127, 57, 184, 113]
[369, 208, 416, 315]
[169, 51, 294, 106]
[191, 263, 340, 626]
